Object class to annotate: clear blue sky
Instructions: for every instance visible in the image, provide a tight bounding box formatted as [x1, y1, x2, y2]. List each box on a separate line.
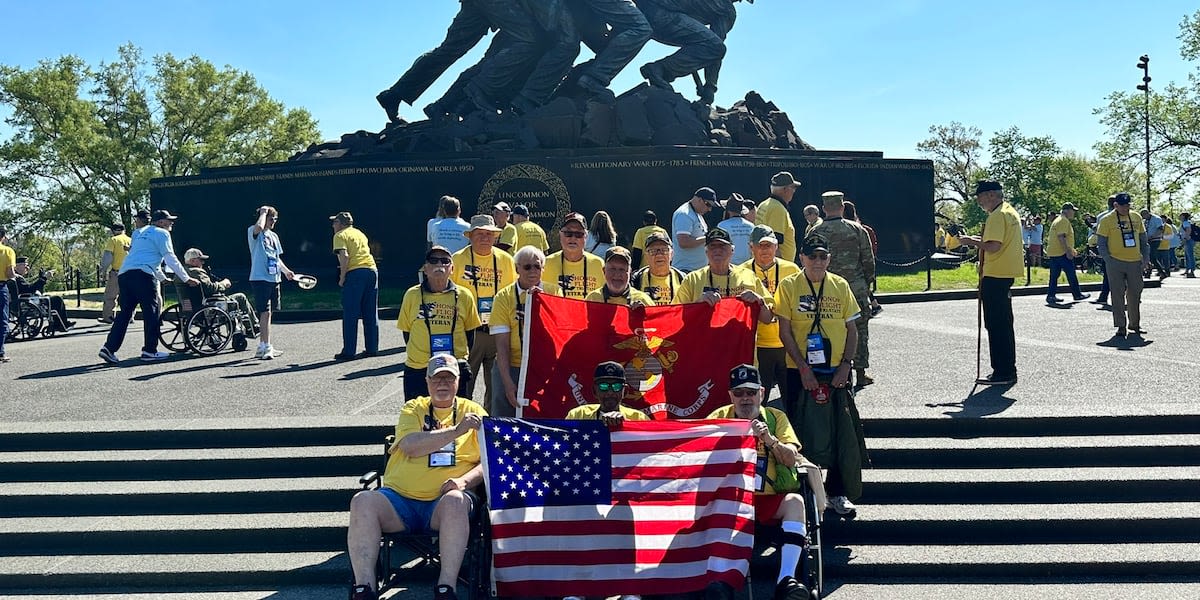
[3, 1, 1196, 161]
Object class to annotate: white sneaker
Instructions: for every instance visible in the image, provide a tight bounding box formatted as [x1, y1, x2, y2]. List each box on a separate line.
[620, 596, 642, 600]
[140, 351, 170, 362]
[830, 495, 857, 516]
[259, 345, 282, 360]
[563, 596, 584, 600]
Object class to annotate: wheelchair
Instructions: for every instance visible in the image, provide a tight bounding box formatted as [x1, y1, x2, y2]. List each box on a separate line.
[158, 276, 255, 356]
[5, 285, 64, 342]
[752, 464, 826, 600]
[356, 435, 491, 600]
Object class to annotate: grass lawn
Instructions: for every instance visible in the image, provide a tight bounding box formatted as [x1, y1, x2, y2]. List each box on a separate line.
[876, 264, 1104, 294]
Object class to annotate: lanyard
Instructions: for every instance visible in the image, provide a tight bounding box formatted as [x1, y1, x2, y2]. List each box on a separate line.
[427, 398, 459, 431]
[420, 282, 458, 353]
[512, 282, 538, 342]
[469, 251, 499, 297]
[708, 268, 732, 297]
[562, 255, 588, 295]
[602, 284, 632, 303]
[754, 261, 779, 292]
[1118, 213, 1130, 232]
[804, 275, 827, 336]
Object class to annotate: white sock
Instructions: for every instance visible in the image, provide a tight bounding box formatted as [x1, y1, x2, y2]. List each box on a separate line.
[778, 520, 807, 583]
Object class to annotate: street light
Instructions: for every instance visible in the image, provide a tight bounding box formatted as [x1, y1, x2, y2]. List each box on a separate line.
[1137, 54, 1151, 211]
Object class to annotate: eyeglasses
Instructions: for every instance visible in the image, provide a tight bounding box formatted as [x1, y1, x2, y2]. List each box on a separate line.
[562, 230, 586, 239]
[730, 388, 759, 397]
[596, 381, 624, 392]
[426, 257, 452, 265]
[805, 253, 831, 261]
[647, 247, 670, 255]
[520, 263, 543, 271]
[429, 374, 456, 384]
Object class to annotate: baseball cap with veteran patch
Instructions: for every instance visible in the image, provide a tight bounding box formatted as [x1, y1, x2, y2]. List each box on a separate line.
[729, 363, 763, 390]
[704, 226, 733, 246]
[427, 353, 460, 377]
[594, 360, 626, 381]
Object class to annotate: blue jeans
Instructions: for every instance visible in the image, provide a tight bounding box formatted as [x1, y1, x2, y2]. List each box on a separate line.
[105, 270, 161, 354]
[1185, 240, 1196, 271]
[1047, 255, 1083, 299]
[341, 268, 379, 354]
[0, 283, 9, 357]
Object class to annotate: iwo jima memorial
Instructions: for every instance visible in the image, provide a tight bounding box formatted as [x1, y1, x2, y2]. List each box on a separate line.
[150, 0, 934, 282]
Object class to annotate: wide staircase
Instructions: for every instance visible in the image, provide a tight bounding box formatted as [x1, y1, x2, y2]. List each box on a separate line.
[2, 416, 1198, 597]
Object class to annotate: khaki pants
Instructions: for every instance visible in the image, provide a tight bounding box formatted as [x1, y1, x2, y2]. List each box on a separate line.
[1106, 258, 1143, 330]
[102, 271, 120, 320]
[467, 329, 497, 401]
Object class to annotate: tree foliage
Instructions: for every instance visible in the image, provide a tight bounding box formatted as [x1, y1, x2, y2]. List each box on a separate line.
[916, 121, 985, 205]
[1095, 10, 1200, 198]
[0, 44, 320, 232]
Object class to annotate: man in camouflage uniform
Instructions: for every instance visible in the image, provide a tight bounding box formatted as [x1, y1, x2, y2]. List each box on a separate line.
[809, 191, 876, 387]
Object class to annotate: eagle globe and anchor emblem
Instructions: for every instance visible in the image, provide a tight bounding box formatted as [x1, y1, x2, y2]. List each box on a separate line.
[613, 328, 679, 399]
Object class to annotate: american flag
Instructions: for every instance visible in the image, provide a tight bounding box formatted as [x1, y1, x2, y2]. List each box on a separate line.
[481, 417, 757, 597]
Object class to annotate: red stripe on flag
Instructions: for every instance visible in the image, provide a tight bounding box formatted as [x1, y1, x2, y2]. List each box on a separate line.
[614, 434, 756, 457]
[491, 513, 755, 538]
[612, 462, 754, 481]
[492, 541, 754, 568]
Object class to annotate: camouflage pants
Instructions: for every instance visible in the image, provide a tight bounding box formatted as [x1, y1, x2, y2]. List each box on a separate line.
[849, 279, 870, 369]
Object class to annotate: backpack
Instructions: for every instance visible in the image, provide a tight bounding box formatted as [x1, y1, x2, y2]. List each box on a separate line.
[762, 409, 802, 493]
[1190, 221, 1200, 243]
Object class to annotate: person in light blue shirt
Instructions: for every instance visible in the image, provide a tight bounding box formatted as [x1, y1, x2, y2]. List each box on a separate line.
[671, 187, 719, 272]
[99, 209, 197, 365]
[249, 205, 295, 360]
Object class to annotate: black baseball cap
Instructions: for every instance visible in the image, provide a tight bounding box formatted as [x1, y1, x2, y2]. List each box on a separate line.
[135, 209, 152, 221]
[801, 235, 830, 256]
[1114, 192, 1132, 206]
[729, 364, 763, 390]
[974, 180, 1003, 195]
[151, 209, 178, 222]
[693, 187, 719, 208]
[594, 361, 625, 381]
[705, 226, 733, 246]
[512, 205, 530, 217]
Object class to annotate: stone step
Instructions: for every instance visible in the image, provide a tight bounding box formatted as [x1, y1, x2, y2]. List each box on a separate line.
[0, 477, 359, 517]
[0, 422, 392, 452]
[863, 415, 1200, 438]
[866, 434, 1200, 468]
[861, 466, 1200, 503]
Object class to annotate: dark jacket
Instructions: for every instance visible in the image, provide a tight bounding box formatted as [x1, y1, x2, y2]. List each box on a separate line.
[14, 273, 47, 295]
[793, 384, 870, 501]
[186, 265, 230, 299]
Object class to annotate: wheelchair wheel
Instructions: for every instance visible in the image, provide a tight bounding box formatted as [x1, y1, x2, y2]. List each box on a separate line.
[185, 306, 234, 356]
[159, 304, 188, 352]
[231, 332, 248, 352]
[10, 302, 44, 342]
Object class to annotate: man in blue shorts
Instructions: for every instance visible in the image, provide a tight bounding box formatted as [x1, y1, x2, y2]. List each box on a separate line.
[346, 354, 488, 600]
[248, 206, 295, 360]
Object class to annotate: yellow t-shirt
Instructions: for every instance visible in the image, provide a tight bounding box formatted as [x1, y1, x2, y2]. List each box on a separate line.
[1096, 210, 1146, 263]
[981, 202, 1024, 279]
[451, 247, 516, 325]
[740, 258, 801, 349]
[333, 227, 377, 271]
[543, 251, 604, 300]
[775, 271, 860, 370]
[584, 286, 657, 306]
[756, 197, 797, 262]
[514, 221, 549, 252]
[634, 270, 683, 304]
[396, 283, 482, 369]
[490, 281, 562, 367]
[706, 405, 799, 495]
[631, 225, 669, 251]
[498, 222, 518, 250]
[676, 264, 773, 308]
[1045, 215, 1074, 258]
[1160, 224, 1175, 251]
[381, 396, 488, 501]
[0, 243, 14, 281]
[565, 404, 650, 421]
[945, 234, 962, 251]
[105, 234, 132, 271]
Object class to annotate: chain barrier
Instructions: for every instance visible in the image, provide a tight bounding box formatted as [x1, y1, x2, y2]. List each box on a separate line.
[877, 256, 931, 268]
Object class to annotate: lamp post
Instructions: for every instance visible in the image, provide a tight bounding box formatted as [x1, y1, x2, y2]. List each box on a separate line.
[1137, 54, 1151, 212]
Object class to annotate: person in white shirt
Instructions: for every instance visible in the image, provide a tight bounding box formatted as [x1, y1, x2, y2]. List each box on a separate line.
[671, 187, 720, 272]
[716, 193, 755, 265]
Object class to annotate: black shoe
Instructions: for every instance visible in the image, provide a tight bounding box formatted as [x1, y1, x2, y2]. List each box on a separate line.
[1130, 327, 1148, 335]
[433, 584, 458, 600]
[1046, 296, 1061, 304]
[333, 351, 357, 361]
[640, 62, 673, 90]
[376, 89, 401, 123]
[774, 576, 811, 600]
[1116, 327, 1128, 338]
[1073, 293, 1091, 301]
[704, 581, 734, 600]
[357, 350, 379, 359]
[1090, 296, 1108, 304]
[976, 374, 1017, 385]
[350, 584, 377, 600]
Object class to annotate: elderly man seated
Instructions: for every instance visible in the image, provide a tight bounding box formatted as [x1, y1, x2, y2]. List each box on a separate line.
[347, 354, 488, 600]
[708, 364, 813, 600]
[13, 257, 74, 331]
[182, 248, 258, 333]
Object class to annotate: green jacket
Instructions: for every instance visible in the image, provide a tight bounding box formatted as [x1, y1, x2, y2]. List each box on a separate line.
[792, 384, 870, 500]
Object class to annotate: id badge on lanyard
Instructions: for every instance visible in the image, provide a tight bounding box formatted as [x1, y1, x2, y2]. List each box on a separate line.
[477, 297, 494, 325]
[430, 333, 454, 353]
[806, 333, 829, 367]
[267, 257, 279, 276]
[429, 440, 456, 467]
[1122, 230, 1136, 248]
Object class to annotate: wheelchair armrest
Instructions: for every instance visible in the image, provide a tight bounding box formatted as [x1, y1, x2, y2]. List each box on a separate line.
[360, 470, 382, 490]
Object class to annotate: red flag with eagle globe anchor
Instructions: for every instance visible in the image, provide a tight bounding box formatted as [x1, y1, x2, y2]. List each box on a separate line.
[517, 293, 759, 419]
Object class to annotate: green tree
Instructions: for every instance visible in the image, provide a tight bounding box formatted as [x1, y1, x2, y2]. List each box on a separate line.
[0, 44, 320, 232]
[916, 121, 986, 206]
[1096, 10, 1200, 202]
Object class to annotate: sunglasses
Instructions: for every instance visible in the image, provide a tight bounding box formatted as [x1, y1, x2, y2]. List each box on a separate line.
[426, 257, 452, 265]
[805, 253, 831, 261]
[562, 230, 586, 239]
[730, 388, 759, 397]
[520, 263, 543, 271]
[596, 381, 625, 392]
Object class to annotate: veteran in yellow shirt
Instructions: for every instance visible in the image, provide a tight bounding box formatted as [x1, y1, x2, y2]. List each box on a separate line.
[543, 212, 603, 299]
[675, 227, 775, 328]
[331, 211, 380, 359]
[491, 246, 561, 417]
[100, 223, 133, 323]
[565, 361, 651, 426]
[756, 171, 802, 262]
[584, 246, 656, 308]
[452, 215, 517, 403]
[741, 224, 801, 404]
[397, 246, 482, 401]
[1096, 192, 1149, 336]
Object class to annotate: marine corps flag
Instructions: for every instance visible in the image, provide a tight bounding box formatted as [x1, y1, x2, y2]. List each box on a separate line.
[517, 293, 758, 419]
